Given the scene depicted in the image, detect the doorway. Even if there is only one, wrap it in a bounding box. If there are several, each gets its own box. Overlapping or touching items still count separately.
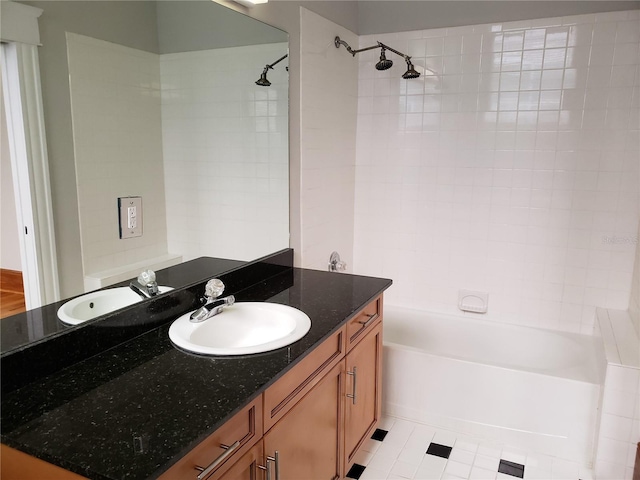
[0,63,26,318]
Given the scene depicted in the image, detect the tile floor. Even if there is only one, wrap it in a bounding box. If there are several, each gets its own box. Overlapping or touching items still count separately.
[346,416,594,480]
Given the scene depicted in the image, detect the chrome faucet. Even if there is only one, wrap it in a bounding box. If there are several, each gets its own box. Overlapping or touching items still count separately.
[190,279,235,323]
[130,269,160,299]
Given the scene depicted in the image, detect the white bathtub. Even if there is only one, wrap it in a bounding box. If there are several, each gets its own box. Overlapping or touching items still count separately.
[382,306,606,464]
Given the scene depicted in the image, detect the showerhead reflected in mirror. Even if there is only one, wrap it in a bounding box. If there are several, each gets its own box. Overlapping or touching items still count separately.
[255,53,288,86]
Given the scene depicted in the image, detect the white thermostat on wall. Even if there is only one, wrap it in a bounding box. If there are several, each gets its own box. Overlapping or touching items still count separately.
[118,196,143,239]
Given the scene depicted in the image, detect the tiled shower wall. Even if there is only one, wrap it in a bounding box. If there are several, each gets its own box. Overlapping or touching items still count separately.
[595,361,640,479]
[68,35,289,280]
[66,33,169,277]
[299,8,358,271]
[353,10,640,334]
[160,43,289,262]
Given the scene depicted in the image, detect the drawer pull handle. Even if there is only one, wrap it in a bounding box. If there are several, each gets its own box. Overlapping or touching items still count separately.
[357,313,376,328]
[195,440,241,480]
[266,451,280,480]
[258,456,272,480]
[346,366,357,405]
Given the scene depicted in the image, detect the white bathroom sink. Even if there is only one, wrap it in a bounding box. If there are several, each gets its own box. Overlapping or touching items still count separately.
[168,302,311,356]
[57,286,173,325]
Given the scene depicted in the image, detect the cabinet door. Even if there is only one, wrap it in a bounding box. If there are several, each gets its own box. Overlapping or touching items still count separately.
[263,361,344,480]
[215,442,264,480]
[344,322,383,469]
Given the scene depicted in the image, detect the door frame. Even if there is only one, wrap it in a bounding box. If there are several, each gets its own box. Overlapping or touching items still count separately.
[1,2,59,308]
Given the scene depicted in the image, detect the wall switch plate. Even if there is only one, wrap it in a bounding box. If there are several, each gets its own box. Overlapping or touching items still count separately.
[118,197,142,239]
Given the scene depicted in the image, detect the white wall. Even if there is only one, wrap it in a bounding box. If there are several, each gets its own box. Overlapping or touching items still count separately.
[66,33,169,278]
[160,43,289,261]
[299,8,358,271]
[353,10,639,334]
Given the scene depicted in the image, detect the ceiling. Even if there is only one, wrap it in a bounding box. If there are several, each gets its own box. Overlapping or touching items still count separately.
[357,1,640,35]
[297,1,640,35]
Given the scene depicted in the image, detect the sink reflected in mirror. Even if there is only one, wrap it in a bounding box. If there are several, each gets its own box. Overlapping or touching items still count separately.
[168,302,311,356]
[57,286,173,325]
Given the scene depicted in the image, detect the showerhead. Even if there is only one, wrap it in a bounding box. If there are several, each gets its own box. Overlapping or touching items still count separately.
[375,48,393,71]
[335,37,421,80]
[256,68,271,86]
[402,59,420,79]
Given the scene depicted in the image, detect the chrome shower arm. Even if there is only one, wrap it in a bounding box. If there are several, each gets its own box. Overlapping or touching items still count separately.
[264,54,288,70]
[377,42,411,61]
[334,36,379,56]
[334,37,412,61]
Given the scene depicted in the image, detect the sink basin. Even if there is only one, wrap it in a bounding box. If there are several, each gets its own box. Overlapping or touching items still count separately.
[168,302,311,356]
[57,286,173,325]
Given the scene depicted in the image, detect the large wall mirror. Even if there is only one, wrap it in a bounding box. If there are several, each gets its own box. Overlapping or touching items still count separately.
[0,0,289,350]
[9,0,288,293]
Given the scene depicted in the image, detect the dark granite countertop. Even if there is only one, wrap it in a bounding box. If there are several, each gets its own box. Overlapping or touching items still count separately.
[0,257,246,354]
[1,263,391,480]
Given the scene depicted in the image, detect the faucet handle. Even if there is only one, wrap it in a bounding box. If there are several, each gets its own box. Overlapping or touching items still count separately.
[205,279,225,299]
[138,269,156,285]
[328,251,347,272]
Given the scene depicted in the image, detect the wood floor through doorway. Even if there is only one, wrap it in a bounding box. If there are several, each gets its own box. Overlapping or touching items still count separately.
[1,269,26,319]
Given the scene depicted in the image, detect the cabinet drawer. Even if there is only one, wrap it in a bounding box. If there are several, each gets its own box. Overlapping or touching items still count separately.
[160,397,263,480]
[213,442,264,480]
[263,326,346,432]
[346,296,382,352]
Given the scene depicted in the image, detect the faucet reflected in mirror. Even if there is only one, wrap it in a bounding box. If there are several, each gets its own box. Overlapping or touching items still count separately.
[129,270,160,299]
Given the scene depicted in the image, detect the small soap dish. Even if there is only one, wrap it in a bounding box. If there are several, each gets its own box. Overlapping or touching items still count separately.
[458,290,488,314]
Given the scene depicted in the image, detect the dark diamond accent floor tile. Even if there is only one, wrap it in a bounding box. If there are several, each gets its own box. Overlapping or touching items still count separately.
[426,442,452,459]
[498,459,525,478]
[346,463,366,479]
[371,428,388,441]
